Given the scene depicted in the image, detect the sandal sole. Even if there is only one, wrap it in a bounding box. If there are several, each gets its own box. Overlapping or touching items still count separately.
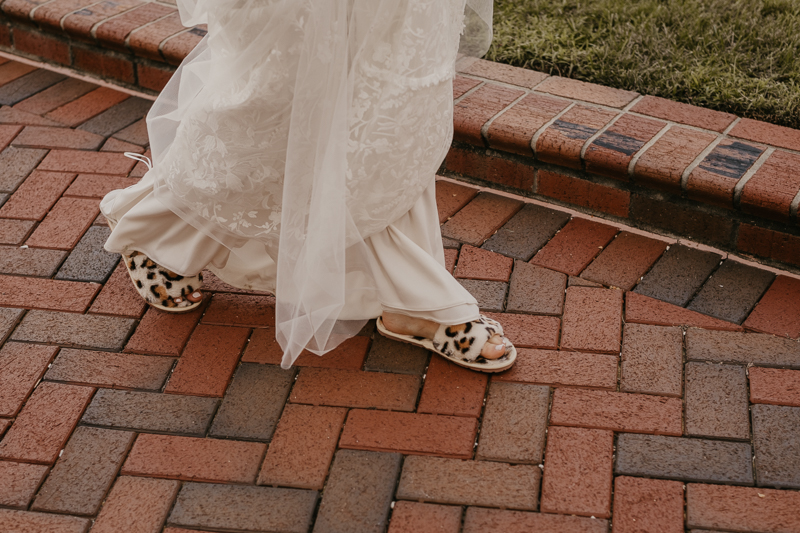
[376,317,516,373]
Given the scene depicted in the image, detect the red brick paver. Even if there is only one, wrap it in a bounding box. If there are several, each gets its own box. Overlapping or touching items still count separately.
[121,434,265,483]
[1,59,799,533]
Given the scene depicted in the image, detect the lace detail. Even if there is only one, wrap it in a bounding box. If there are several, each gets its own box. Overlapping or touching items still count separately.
[138,0,484,366]
[159,0,464,244]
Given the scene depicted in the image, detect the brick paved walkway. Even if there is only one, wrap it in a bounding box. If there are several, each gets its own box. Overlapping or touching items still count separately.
[1,57,800,533]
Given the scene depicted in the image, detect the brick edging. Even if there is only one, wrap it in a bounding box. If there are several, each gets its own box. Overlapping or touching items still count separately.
[1,2,798,270]
[445,57,800,271]
[0,0,192,94]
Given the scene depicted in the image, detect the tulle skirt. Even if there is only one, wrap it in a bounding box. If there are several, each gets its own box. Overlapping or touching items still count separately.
[102,0,489,367]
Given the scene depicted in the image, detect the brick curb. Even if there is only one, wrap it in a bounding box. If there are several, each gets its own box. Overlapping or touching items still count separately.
[1,1,799,270]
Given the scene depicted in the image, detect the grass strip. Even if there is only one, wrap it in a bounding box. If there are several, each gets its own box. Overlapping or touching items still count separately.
[489,0,800,128]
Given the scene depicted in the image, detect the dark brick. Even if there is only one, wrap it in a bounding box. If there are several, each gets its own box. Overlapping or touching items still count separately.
[685,362,750,440]
[686,328,800,368]
[634,126,717,192]
[629,194,734,246]
[616,433,753,485]
[687,140,764,208]
[0,146,48,193]
[584,114,666,180]
[634,244,721,306]
[169,482,317,533]
[0,69,65,106]
[31,426,134,515]
[314,450,401,533]
[687,260,775,324]
[44,349,174,390]
[457,279,507,312]
[482,203,571,261]
[536,105,618,169]
[209,363,295,440]
[620,324,683,397]
[11,310,136,350]
[580,232,668,291]
[476,382,549,464]
[364,333,428,375]
[54,226,119,282]
[396,455,540,511]
[0,245,66,276]
[506,260,566,315]
[751,404,800,489]
[81,388,218,436]
[78,97,151,137]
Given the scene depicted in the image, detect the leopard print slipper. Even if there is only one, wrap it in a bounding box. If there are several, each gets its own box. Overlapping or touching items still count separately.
[376,315,516,373]
[123,252,204,313]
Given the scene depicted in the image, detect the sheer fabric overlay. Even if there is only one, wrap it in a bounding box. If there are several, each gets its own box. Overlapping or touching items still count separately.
[141,0,492,368]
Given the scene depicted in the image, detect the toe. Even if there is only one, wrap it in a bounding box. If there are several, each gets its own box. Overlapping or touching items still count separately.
[481,334,507,360]
[186,290,203,303]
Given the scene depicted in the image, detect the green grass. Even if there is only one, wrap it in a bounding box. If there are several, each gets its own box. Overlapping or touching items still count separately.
[488,0,800,129]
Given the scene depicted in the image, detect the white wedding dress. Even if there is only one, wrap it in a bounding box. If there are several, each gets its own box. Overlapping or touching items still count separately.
[101,0,493,368]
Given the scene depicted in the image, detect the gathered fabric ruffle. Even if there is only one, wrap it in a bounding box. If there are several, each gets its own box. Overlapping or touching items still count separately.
[105,0,492,368]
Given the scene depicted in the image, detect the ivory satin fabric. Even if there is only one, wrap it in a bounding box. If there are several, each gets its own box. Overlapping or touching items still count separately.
[102,0,492,367]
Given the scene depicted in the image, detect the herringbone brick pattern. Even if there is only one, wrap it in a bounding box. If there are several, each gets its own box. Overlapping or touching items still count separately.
[1,58,800,533]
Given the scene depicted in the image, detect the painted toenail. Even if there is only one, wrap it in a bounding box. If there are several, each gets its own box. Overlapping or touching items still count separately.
[175,298,183,303]
[192,292,202,298]
[495,344,504,351]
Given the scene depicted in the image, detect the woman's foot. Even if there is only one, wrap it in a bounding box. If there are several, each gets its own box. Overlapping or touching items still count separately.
[124,251,204,312]
[381,312,508,360]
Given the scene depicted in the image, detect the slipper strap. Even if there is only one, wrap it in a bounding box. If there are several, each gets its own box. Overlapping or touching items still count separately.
[432,315,504,363]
